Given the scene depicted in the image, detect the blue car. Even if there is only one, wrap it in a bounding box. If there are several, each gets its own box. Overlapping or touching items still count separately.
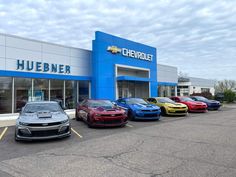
[116,98,161,120]
[190,96,221,110]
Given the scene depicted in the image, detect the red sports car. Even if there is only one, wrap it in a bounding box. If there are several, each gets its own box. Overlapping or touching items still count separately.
[170,96,207,113]
[76,99,128,127]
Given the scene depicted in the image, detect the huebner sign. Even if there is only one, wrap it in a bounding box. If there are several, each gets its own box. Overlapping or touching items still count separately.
[16,60,71,74]
[107,46,153,61]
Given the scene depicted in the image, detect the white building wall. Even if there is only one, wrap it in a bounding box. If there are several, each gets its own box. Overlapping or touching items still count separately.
[157,64,178,83]
[178,77,216,96]
[0,33,92,77]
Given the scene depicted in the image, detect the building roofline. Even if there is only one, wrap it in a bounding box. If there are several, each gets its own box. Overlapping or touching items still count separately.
[0,32,91,52]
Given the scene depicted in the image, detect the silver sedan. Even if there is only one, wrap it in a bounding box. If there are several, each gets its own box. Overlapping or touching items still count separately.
[15,101,71,141]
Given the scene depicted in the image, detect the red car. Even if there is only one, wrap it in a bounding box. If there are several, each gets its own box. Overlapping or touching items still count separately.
[76,99,128,127]
[170,96,207,113]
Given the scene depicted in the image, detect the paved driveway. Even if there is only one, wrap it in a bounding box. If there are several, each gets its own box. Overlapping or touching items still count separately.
[0,106,236,177]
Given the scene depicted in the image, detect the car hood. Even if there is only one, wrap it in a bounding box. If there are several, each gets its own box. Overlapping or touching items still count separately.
[130,103,160,110]
[185,101,206,105]
[91,107,125,114]
[164,103,187,107]
[17,111,68,124]
[207,100,220,104]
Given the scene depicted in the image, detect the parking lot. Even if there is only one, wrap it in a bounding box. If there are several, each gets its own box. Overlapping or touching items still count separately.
[0,105,236,177]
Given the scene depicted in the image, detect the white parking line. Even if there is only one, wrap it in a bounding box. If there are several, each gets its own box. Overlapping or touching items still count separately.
[71,128,83,138]
[0,127,8,141]
[126,124,133,128]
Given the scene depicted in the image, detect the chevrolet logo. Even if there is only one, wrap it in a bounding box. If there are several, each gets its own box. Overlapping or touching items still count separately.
[107,46,121,54]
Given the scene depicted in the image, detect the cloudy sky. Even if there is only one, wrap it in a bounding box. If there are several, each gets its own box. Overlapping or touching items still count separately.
[0,0,235,80]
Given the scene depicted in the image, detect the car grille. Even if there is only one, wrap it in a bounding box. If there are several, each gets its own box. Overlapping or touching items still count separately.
[173,107,186,109]
[27,122,62,127]
[19,127,70,137]
[175,110,187,113]
[96,119,122,124]
[141,109,159,112]
[195,108,206,110]
[100,114,123,117]
[31,130,60,137]
[143,113,158,117]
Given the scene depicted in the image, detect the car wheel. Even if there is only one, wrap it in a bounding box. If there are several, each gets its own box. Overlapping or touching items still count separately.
[75,111,82,121]
[161,107,166,116]
[86,114,93,128]
[128,110,135,121]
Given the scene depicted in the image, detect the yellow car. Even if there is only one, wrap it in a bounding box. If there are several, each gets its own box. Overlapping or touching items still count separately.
[146,97,188,116]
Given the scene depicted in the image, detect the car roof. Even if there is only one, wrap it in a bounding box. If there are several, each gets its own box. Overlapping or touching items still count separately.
[86,99,111,101]
[26,101,59,104]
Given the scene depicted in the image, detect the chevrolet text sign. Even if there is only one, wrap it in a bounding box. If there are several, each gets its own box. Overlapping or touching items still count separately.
[107,46,153,61]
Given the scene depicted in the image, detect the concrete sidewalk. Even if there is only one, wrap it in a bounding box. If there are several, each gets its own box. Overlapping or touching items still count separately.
[0,110,75,128]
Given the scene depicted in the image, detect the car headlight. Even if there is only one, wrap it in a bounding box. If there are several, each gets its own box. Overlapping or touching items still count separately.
[19,122,29,126]
[95,114,101,116]
[168,106,175,108]
[61,119,69,124]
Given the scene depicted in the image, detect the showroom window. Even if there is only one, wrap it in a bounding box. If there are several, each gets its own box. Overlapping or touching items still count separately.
[14,78,32,112]
[0,77,12,114]
[65,80,77,109]
[0,76,90,114]
[79,81,89,102]
[33,79,49,101]
[50,79,64,108]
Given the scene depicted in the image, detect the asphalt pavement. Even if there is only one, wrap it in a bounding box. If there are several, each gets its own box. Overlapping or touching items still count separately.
[0,106,236,177]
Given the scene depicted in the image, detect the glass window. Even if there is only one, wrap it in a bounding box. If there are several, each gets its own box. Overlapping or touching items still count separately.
[0,77,12,114]
[50,79,64,108]
[14,78,32,112]
[33,79,49,101]
[65,80,77,109]
[79,81,89,102]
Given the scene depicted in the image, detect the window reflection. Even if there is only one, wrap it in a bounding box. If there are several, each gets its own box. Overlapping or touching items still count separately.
[50,80,64,108]
[14,78,32,112]
[0,77,12,114]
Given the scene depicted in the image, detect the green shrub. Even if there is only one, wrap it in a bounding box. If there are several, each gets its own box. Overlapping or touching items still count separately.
[224,90,236,103]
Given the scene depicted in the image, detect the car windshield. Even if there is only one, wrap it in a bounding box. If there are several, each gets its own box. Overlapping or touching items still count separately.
[88,100,114,109]
[126,98,148,105]
[180,97,194,102]
[195,96,208,101]
[23,103,63,113]
[158,98,175,104]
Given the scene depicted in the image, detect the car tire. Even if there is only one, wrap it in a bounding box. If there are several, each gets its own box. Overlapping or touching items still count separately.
[128,110,135,121]
[161,107,166,116]
[75,111,82,121]
[86,114,93,128]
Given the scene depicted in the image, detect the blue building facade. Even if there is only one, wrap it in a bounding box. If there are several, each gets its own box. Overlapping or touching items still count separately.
[92,31,158,100]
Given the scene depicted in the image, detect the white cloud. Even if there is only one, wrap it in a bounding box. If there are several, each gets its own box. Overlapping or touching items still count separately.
[0,0,235,80]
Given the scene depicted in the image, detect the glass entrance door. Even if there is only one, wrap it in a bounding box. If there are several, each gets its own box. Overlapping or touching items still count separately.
[117,81,149,99]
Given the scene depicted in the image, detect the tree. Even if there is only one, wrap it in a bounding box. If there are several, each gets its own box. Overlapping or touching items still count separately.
[224,89,236,103]
[215,80,236,93]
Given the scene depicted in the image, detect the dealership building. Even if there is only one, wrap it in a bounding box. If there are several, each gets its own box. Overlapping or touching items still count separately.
[0,31,179,114]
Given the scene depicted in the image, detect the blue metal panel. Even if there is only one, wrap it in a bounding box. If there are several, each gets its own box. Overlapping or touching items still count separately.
[116,76,150,82]
[158,82,177,86]
[0,70,91,81]
[92,31,158,100]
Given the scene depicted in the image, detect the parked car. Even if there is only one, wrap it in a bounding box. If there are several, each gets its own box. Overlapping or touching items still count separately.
[190,96,221,110]
[146,97,188,116]
[15,101,71,141]
[170,96,207,113]
[76,99,127,127]
[116,98,161,120]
